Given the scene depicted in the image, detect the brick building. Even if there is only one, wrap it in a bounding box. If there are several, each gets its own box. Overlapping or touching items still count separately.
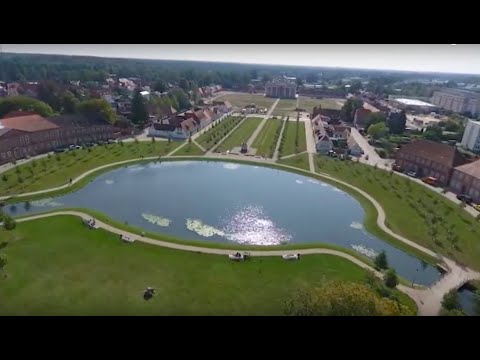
[394,139,466,185]
[449,160,480,202]
[0,113,119,165]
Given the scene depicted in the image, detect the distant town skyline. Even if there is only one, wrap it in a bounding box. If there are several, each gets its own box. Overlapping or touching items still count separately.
[3,44,480,75]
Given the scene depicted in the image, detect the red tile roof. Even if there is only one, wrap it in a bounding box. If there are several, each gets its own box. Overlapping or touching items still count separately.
[0,115,58,132]
[396,139,465,168]
[2,111,39,119]
[454,159,480,179]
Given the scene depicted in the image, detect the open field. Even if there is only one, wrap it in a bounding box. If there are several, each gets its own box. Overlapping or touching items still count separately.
[196,116,243,151]
[214,93,276,110]
[172,142,205,156]
[0,216,415,315]
[217,118,263,152]
[272,99,298,116]
[0,141,180,196]
[306,155,480,271]
[298,97,344,112]
[278,120,307,157]
[251,118,283,157]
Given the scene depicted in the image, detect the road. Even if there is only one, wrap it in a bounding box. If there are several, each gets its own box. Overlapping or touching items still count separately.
[349,127,389,168]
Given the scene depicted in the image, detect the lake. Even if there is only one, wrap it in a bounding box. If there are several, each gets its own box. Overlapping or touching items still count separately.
[5,160,441,285]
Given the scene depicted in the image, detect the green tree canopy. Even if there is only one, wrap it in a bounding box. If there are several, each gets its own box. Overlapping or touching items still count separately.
[284,281,413,316]
[374,250,389,270]
[341,98,364,123]
[76,99,117,124]
[387,110,407,135]
[153,80,167,93]
[0,96,54,118]
[384,268,399,288]
[422,125,443,142]
[365,112,387,130]
[60,91,80,114]
[441,289,461,311]
[171,89,191,110]
[130,91,149,124]
[368,122,389,139]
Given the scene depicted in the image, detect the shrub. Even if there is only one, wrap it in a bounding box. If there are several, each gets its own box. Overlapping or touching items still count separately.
[3,215,16,230]
[384,269,399,288]
[1,174,7,182]
[374,250,388,270]
[441,290,461,311]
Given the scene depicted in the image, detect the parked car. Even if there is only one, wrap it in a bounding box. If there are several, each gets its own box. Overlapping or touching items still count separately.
[406,171,418,178]
[474,204,480,212]
[456,194,473,205]
[107,139,118,144]
[392,163,403,172]
[422,176,438,187]
[54,147,67,153]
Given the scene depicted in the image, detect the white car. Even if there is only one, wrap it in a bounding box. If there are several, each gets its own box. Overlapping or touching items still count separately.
[228,252,246,261]
[282,254,300,260]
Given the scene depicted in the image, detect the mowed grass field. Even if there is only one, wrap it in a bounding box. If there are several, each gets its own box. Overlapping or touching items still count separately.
[272,99,298,117]
[217,117,263,152]
[0,216,419,316]
[196,116,243,151]
[251,118,283,158]
[0,141,180,196]
[214,93,275,110]
[278,120,307,157]
[298,97,344,112]
[307,155,480,271]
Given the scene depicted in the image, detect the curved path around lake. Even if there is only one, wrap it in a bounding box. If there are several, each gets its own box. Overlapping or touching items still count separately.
[5,154,480,315]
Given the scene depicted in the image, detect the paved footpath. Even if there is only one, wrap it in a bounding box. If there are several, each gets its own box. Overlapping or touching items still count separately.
[245,98,280,148]
[273,116,288,160]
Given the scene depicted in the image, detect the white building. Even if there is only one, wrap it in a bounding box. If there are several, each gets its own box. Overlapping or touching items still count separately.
[391,98,437,113]
[461,119,480,152]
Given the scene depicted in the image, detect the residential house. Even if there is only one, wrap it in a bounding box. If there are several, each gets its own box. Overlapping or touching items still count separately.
[394,139,466,185]
[316,134,334,154]
[347,136,363,156]
[212,100,233,114]
[328,125,350,140]
[449,160,480,202]
[139,91,150,100]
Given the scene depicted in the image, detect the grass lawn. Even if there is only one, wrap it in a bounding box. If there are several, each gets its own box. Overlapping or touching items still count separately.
[308,155,480,271]
[0,216,415,315]
[217,118,263,152]
[278,120,307,157]
[0,141,180,196]
[171,142,205,156]
[277,153,310,171]
[196,116,243,151]
[298,97,344,112]
[251,118,283,158]
[273,99,298,116]
[214,93,275,110]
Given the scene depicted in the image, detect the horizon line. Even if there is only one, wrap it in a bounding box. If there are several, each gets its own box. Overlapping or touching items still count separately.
[3,51,480,76]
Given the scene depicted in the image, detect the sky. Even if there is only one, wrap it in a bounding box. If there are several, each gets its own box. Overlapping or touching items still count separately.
[3,44,480,75]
